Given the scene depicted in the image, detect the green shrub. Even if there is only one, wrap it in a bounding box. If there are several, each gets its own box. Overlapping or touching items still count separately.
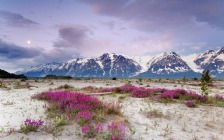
[57,84,74,89]
[52,116,67,127]
[193,77,198,81]
[112,77,117,80]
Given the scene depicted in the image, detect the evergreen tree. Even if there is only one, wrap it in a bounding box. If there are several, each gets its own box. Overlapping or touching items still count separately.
[201,70,212,83]
[200,70,212,96]
[182,75,187,83]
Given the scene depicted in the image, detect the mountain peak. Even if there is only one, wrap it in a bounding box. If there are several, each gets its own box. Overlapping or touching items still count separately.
[204,49,215,55]
[101,53,116,56]
[46,62,61,65]
[194,47,224,75]
[145,51,191,75]
[67,58,89,64]
[163,52,179,56]
[100,52,113,56]
[218,47,224,54]
[15,49,224,78]
[99,53,118,61]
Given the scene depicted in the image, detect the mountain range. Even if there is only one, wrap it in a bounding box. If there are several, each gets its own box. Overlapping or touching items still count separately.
[16,47,224,78]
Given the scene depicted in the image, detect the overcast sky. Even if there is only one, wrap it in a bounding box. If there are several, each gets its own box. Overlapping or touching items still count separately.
[0,0,224,72]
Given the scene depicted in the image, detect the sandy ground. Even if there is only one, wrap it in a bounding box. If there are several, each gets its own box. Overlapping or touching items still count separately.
[0,79,223,140]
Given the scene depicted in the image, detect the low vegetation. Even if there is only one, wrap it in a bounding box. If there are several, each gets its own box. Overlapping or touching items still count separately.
[82,85,224,107]
[44,75,72,79]
[200,70,212,96]
[56,84,74,90]
[32,91,124,139]
[1,78,223,139]
[20,119,44,134]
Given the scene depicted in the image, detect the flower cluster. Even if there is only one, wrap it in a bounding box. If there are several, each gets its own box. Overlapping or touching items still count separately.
[33,91,123,138]
[20,119,44,133]
[24,119,44,128]
[87,85,210,104]
[107,122,126,140]
[214,94,224,100]
[130,88,152,98]
[160,90,176,99]
[184,92,208,102]
[91,85,165,98]
[75,111,94,126]
[185,100,197,108]
[160,89,189,99]
[33,91,104,114]
[95,123,103,132]
[92,85,137,94]
[81,123,103,138]
[160,89,208,102]
[33,91,105,124]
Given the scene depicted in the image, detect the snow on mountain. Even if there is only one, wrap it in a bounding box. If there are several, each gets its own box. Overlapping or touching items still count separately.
[95,53,142,77]
[146,53,165,69]
[16,49,224,78]
[17,62,61,73]
[194,47,224,76]
[53,57,103,77]
[181,54,203,73]
[148,52,192,74]
[132,56,153,72]
[138,52,200,78]
[18,53,142,78]
[16,62,62,77]
[194,50,216,68]
[58,58,89,70]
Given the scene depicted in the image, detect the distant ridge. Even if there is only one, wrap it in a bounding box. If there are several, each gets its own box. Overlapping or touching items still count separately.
[16,48,224,78]
[0,69,26,78]
[138,52,201,78]
[194,47,224,77]
[17,53,142,78]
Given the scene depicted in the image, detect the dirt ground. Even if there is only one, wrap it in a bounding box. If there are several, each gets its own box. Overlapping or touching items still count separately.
[0,78,223,140]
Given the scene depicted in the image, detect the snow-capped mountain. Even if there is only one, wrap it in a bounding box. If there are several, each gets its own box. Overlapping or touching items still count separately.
[18,53,142,77]
[54,53,143,77]
[16,62,62,77]
[16,49,224,78]
[194,47,224,77]
[138,52,200,78]
[96,53,142,77]
[51,58,104,77]
[181,54,203,73]
[132,56,153,73]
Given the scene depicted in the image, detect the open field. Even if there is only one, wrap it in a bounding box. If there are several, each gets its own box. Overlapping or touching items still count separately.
[0,78,224,140]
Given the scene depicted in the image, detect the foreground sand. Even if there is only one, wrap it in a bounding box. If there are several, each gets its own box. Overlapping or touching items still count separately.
[0,79,223,140]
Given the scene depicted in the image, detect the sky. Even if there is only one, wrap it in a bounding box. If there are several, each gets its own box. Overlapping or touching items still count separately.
[0,0,224,72]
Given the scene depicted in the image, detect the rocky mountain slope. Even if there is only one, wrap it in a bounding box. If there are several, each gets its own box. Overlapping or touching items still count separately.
[16,48,224,78]
[138,52,200,78]
[16,62,62,77]
[18,53,142,78]
[194,47,224,77]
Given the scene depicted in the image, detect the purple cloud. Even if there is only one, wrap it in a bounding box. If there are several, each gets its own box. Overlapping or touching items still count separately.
[58,25,90,45]
[82,0,224,31]
[100,21,115,30]
[0,38,41,59]
[42,25,91,62]
[0,10,39,28]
